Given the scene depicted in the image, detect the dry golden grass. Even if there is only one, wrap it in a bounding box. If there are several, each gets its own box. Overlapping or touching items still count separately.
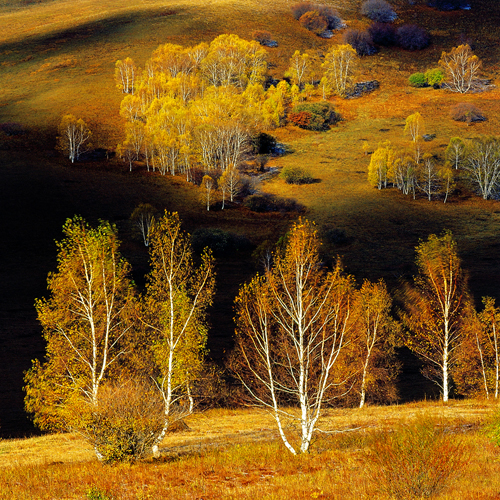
[0,401,499,499]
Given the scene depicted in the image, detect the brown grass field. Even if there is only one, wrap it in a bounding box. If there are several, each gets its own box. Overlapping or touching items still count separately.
[1,401,500,498]
[2,0,500,495]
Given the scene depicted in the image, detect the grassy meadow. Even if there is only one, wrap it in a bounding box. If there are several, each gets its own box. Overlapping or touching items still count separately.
[2,0,500,495]
[1,401,500,499]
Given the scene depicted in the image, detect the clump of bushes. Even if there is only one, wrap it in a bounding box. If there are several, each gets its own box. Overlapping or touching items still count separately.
[288,102,340,131]
[361,0,397,23]
[251,30,272,45]
[396,24,430,51]
[408,72,427,88]
[280,166,314,184]
[299,10,328,35]
[291,2,343,33]
[191,228,251,255]
[80,381,166,463]
[408,68,444,88]
[368,416,468,499]
[425,68,445,86]
[343,29,377,56]
[368,22,396,46]
[244,194,303,213]
[450,103,486,123]
[427,0,470,10]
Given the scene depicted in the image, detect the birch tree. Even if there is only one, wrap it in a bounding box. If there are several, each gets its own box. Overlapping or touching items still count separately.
[353,280,396,408]
[322,44,357,97]
[57,115,92,163]
[131,203,157,246]
[232,219,356,454]
[404,112,425,164]
[455,297,500,399]
[115,57,137,94]
[24,217,134,432]
[439,44,482,94]
[445,137,465,170]
[140,212,215,456]
[402,231,470,402]
[463,136,500,200]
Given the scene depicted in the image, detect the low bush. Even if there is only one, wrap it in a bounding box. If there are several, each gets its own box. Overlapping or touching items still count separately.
[427,0,469,10]
[251,30,272,44]
[299,10,328,35]
[280,166,314,184]
[289,102,340,131]
[244,194,303,213]
[291,2,342,29]
[408,72,427,88]
[191,228,251,255]
[291,1,315,19]
[396,24,430,50]
[368,22,396,46]
[80,381,166,463]
[252,132,277,155]
[368,416,469,499]
[315,4,343,29]
[450,102,486,123]
[343,29,377,56]
[361,0,397,22]
[425,67,445,86]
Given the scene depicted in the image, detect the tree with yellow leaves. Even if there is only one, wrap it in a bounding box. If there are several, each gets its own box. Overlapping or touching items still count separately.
[232,219,357,454]
[368,141,393,189]
[439,44,481,94]
[24,217,135,433]
[404,111,425,164]
[401,231,471,402]
[139,212,215,456]
[322,44,357,97]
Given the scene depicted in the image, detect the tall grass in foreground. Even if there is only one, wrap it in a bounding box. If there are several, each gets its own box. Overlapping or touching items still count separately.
[1,413,499,499]
[368,415,469,499]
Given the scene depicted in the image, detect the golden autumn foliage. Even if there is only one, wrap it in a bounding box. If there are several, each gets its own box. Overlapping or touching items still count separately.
[232,219,357,454]
[401,231,471,402]
[24,217,135,431]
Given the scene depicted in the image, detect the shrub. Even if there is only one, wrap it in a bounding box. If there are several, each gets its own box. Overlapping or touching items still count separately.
[191,228,251,255]
[425,67,445,86]
[450,102,486,122]
[291,3,342,29]
[290,102,340,131]
[368,416,468,499]
[80,381,166,463]
[396,24,430,50]
[343,29,377,56]
[251,30,272,44]
[299,10,328,35]
[315,4,343,29]
[288,111,313,129]
[243,194,303,212]
[408,72,427,87]
[427,0,469,10]
[280,166,314,184]
[252,132,277,155]
[291,2,315,19]
[361,0,397,22]
[368,22,396,46]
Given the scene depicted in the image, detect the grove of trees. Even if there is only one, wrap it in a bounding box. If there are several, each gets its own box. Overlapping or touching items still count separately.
[25,212,500,460]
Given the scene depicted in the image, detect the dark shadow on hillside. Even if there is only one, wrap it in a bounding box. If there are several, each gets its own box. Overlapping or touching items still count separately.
[0,6,184,56]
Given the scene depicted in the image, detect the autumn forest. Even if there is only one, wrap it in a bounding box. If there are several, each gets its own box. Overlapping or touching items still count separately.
[3,0,500,497]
